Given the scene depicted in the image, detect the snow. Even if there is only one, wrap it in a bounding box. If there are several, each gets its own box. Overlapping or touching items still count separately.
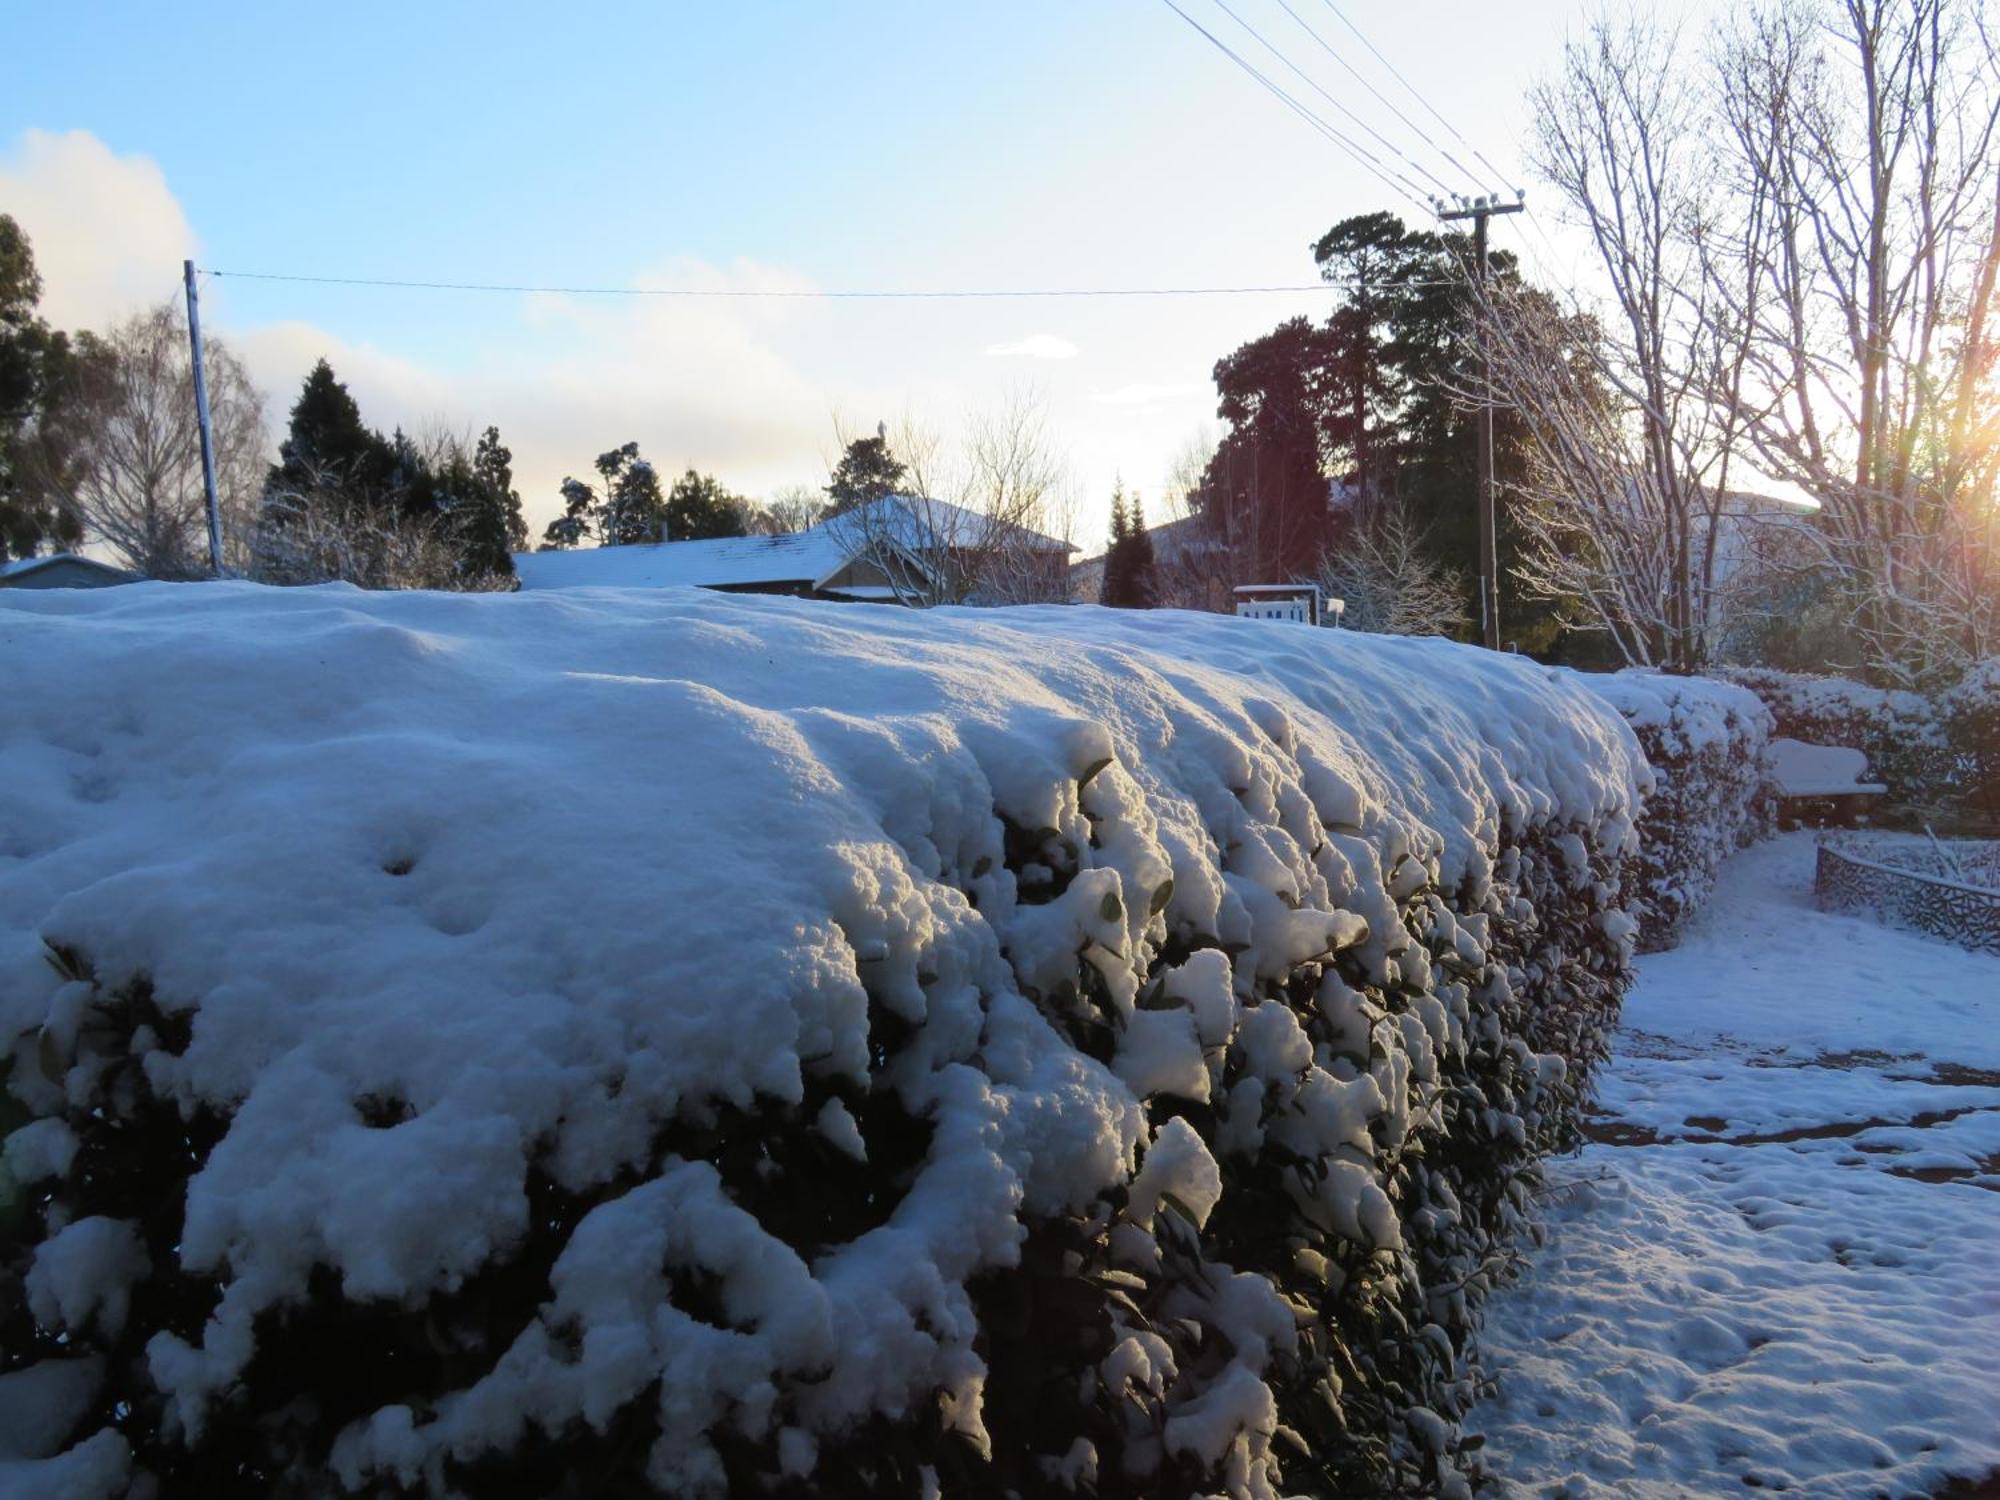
[1577,668,1770,761]
[0,583,1646,1493]
[510,527,852,591]
[1467,832,2000,1496]
[509,495,1072,594]
[1769,737,1886,797]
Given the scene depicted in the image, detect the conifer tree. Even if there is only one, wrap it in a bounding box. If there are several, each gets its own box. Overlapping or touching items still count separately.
[443,427,524,579]
[1125,496,1158,608]
[825,428,906,515]
[665,469,749,542]
[1101,487,1132,606]
[267,360,392,504]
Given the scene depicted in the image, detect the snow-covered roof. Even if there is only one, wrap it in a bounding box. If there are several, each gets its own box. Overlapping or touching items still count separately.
[511,495,1070,593]
[835,494,1074,555]
[0,553,136,585]
[511,529,851,592]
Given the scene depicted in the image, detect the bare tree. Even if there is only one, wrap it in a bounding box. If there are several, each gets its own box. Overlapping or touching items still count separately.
[1715,0,2000,684]
[250,457,495,591]
[1316,510,1470,636]
[749,483,825,535]
[844,388,1076,606]
[52,303,265,578]
[1469,15,1762,670]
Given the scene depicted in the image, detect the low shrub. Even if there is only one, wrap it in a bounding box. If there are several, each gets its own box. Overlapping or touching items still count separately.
[0,590,1649,1498]
[1579,672,1775,951]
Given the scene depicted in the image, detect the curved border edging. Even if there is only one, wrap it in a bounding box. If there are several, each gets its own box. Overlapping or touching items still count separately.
[1814,840,2000,956]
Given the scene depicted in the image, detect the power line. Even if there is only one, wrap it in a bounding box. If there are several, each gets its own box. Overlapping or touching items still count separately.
[1268,0,1490,196]
[1317,0,1520,191]
[1202,0,1459,201]
[195,268,1392,302]
[200,265,1476,299]
[1154,0,1431,217]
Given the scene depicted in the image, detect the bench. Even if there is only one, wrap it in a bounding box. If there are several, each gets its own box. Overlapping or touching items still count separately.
[1770,737,1887,827]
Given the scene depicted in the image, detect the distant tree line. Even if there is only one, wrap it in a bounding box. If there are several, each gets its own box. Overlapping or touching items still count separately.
[1162,211,1565,648]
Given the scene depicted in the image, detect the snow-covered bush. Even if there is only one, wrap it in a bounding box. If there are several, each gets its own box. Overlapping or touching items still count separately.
[1578,672,1774,951]
[0,587,1647,1498]
[1940,658,2000,823]
[1714,665,1952,811]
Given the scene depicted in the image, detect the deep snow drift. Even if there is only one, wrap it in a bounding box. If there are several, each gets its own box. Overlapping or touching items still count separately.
[1466,832,2000,1496]
[0,586,1647,1496]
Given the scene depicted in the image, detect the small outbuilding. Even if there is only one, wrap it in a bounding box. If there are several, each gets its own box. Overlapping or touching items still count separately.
[0,554,138,591]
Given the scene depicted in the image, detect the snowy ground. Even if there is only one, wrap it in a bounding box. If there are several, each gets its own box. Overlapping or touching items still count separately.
[1467,832,2000,1497]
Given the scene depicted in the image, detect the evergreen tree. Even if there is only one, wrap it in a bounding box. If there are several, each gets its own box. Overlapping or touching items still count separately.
[1201,317,1338,581]
[665,469,749,541]
[267,360,393,504]
[541,443,666,548]
[1125,496,1158,608]
[1102,486,1159,609]
[441,427,524,580]
[599,444,665,545]
[0,216,84,562]
[825,428,906,515]
[1101,486,1133,606]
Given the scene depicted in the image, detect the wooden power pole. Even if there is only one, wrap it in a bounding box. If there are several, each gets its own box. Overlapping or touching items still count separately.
[183,260,225,576]
[1437,196,1522,650]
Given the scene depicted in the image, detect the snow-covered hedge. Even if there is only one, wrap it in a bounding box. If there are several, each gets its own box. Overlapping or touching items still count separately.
[1941,659,2000,822]
[1714,665,1953,810]
[1579,672,1775,951]
[0,587,1647,1498]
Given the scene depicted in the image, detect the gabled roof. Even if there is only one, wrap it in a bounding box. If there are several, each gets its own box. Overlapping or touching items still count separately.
[510,494,1071,593]
[0,553,138,585]
[833,495,1074,555]
[511,529,850,591]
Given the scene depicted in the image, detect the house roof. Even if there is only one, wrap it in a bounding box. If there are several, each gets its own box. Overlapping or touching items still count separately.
[511,529,850,591]
[0,553,137,585]
[510,495,1071,593]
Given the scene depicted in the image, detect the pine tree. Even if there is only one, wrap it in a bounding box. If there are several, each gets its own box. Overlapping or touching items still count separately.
[1125,496,1158,608]
[267,360,392,504]
[1101,486,1134,607]
[825,429,906,515]
[665,469,749,542]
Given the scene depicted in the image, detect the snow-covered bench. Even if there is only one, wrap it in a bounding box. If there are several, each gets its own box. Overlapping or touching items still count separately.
[1770,737,1887,825]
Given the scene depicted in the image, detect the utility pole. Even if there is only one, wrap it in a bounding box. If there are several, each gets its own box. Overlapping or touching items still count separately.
[1437,196,1523,650]
[183,260,225,576]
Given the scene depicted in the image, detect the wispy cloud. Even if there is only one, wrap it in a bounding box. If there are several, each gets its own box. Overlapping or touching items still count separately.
[985,333,1079,360]
[1088,381,1207,407]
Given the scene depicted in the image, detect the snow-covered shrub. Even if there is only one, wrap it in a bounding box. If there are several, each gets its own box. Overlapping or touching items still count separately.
[1940,658,2000,822]
[1714,665,1952,811]
[1578,672,1774,951]
[0,587,1647,1498]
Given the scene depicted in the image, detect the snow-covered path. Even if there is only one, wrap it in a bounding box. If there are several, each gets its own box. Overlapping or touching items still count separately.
[1467,833,2000,1497]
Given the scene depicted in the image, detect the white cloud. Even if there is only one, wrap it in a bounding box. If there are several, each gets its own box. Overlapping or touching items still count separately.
[0,129,198,330]
[0,128,1212,550]
[985,333,1079,360]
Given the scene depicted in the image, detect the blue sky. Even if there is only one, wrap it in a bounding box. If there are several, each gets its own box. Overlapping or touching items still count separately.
[0,1,1619,543]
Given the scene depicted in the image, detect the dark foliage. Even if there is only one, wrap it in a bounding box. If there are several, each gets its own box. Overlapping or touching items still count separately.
[0,216,86,563]
[825,430,905,517]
